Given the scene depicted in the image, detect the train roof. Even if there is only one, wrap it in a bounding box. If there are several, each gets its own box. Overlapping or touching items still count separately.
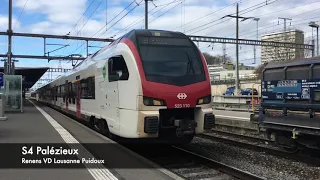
[264,56,320,69]
[125,29,186,37]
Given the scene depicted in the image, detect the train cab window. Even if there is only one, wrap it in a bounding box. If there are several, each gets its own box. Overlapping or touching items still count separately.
[108,56,129,82]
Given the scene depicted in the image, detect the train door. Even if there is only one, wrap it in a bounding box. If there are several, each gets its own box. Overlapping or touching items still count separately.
[105,57,121,131]
[76,81,81,119]
[65,80,69,113]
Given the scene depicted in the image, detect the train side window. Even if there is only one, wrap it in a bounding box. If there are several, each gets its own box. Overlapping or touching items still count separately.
[87,77,95,99]
[72,83,76,104]
[55,86,58,101]
[68,82,72,104]
[263,68,284,81]
[61,84,65,102]
[286,66,309,80]
[79,77,95,99]
[313,64,320,78]
[80,79,88,99]
[108,56,129,82]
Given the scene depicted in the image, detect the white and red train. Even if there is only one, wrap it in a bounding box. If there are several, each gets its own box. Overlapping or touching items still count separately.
[31,29,215,144]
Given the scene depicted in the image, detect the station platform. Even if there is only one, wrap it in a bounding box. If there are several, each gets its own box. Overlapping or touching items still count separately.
[0,100,182,180]
[213,110,251,121]
[212,110,260,136]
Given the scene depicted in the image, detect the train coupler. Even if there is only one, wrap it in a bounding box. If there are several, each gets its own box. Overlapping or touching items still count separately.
[174,119,197,136]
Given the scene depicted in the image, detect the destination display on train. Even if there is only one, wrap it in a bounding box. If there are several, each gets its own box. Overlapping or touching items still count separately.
[261,79,320,101]
[138,37,192,46]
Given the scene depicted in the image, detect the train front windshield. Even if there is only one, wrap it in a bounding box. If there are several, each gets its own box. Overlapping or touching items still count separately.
[137,36,206,86]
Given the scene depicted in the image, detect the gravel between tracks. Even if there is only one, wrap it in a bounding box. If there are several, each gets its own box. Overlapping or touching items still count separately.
[184,137,320,180]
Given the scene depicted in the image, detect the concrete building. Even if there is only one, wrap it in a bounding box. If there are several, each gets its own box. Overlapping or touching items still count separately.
[207,62,255,80]
[261,29,304,63]
[219,70,256,80]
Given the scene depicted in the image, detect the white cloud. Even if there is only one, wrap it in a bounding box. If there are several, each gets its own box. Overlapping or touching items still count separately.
[1,0,319,68]
[0,14,20,31]
[13,0,86,24]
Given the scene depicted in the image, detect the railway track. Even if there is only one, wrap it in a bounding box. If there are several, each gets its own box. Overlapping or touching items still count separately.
[128,144,265,180]
[199,129,320,166]
[39,101,310,179]
[37,101,264,180]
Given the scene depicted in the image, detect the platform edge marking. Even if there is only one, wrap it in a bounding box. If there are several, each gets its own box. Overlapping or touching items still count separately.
[29,100,118,180]
[42,101,185,180]
[215,115,250,121]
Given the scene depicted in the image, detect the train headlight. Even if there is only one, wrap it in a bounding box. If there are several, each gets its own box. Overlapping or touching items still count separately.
[143,96,166,106]
[197,95,212,105]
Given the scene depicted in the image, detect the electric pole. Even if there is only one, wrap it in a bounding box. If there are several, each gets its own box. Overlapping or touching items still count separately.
[222,43,226,63]
[236,3,239,95]
[309,21,319,57]
[222,3,258,95]
[106,0,108,32]
[278,17,292,61]
[7,0,13,75]
[253,18,260,64]
[145,0,153,29]
[145,0,148,29]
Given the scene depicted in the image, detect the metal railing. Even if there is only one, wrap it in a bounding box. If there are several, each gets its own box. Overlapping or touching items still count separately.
[210,74,259,83]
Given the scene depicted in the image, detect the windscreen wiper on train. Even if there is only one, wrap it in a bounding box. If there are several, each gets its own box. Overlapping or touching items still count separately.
[185,52,195,75]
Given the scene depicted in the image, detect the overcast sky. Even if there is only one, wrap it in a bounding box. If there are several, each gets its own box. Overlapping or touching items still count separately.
[0,0,319,87]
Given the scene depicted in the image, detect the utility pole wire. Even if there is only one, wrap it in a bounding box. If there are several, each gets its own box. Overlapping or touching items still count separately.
[148,0,184,25]
[67,0,136,55]
[77,0,104,34]
[112,0,181,38]
[172,0,243,31]
[70,0,143,55]
[61,0,103,55]
[105,0,136,29]
[95,0,143,38]
[13,0,29,30]
[187,0,280,35]
[67,0,96,35]
[210,0,320,38]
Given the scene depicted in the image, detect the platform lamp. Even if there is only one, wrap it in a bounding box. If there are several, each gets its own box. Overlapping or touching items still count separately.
[239,17,259,65]
[309,21,319,56]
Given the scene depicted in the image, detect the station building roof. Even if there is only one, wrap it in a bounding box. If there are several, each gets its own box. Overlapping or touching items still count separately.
[0,67,49,90]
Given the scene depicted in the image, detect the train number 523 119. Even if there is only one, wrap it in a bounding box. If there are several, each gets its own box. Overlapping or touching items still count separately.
[174,104,190,108]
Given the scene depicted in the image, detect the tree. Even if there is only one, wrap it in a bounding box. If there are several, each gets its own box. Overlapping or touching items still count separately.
[254,63,267,79]
[202,53,232,65]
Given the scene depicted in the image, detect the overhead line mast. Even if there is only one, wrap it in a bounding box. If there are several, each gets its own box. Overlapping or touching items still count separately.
[221,3,258,95]
[145,0,154,29]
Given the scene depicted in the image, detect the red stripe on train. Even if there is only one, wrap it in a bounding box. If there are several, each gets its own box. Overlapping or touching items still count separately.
[120,38,211,108]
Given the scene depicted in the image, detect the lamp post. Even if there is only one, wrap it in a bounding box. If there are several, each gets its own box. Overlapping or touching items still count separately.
[309,21,319,56]
[252,18,260,64]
